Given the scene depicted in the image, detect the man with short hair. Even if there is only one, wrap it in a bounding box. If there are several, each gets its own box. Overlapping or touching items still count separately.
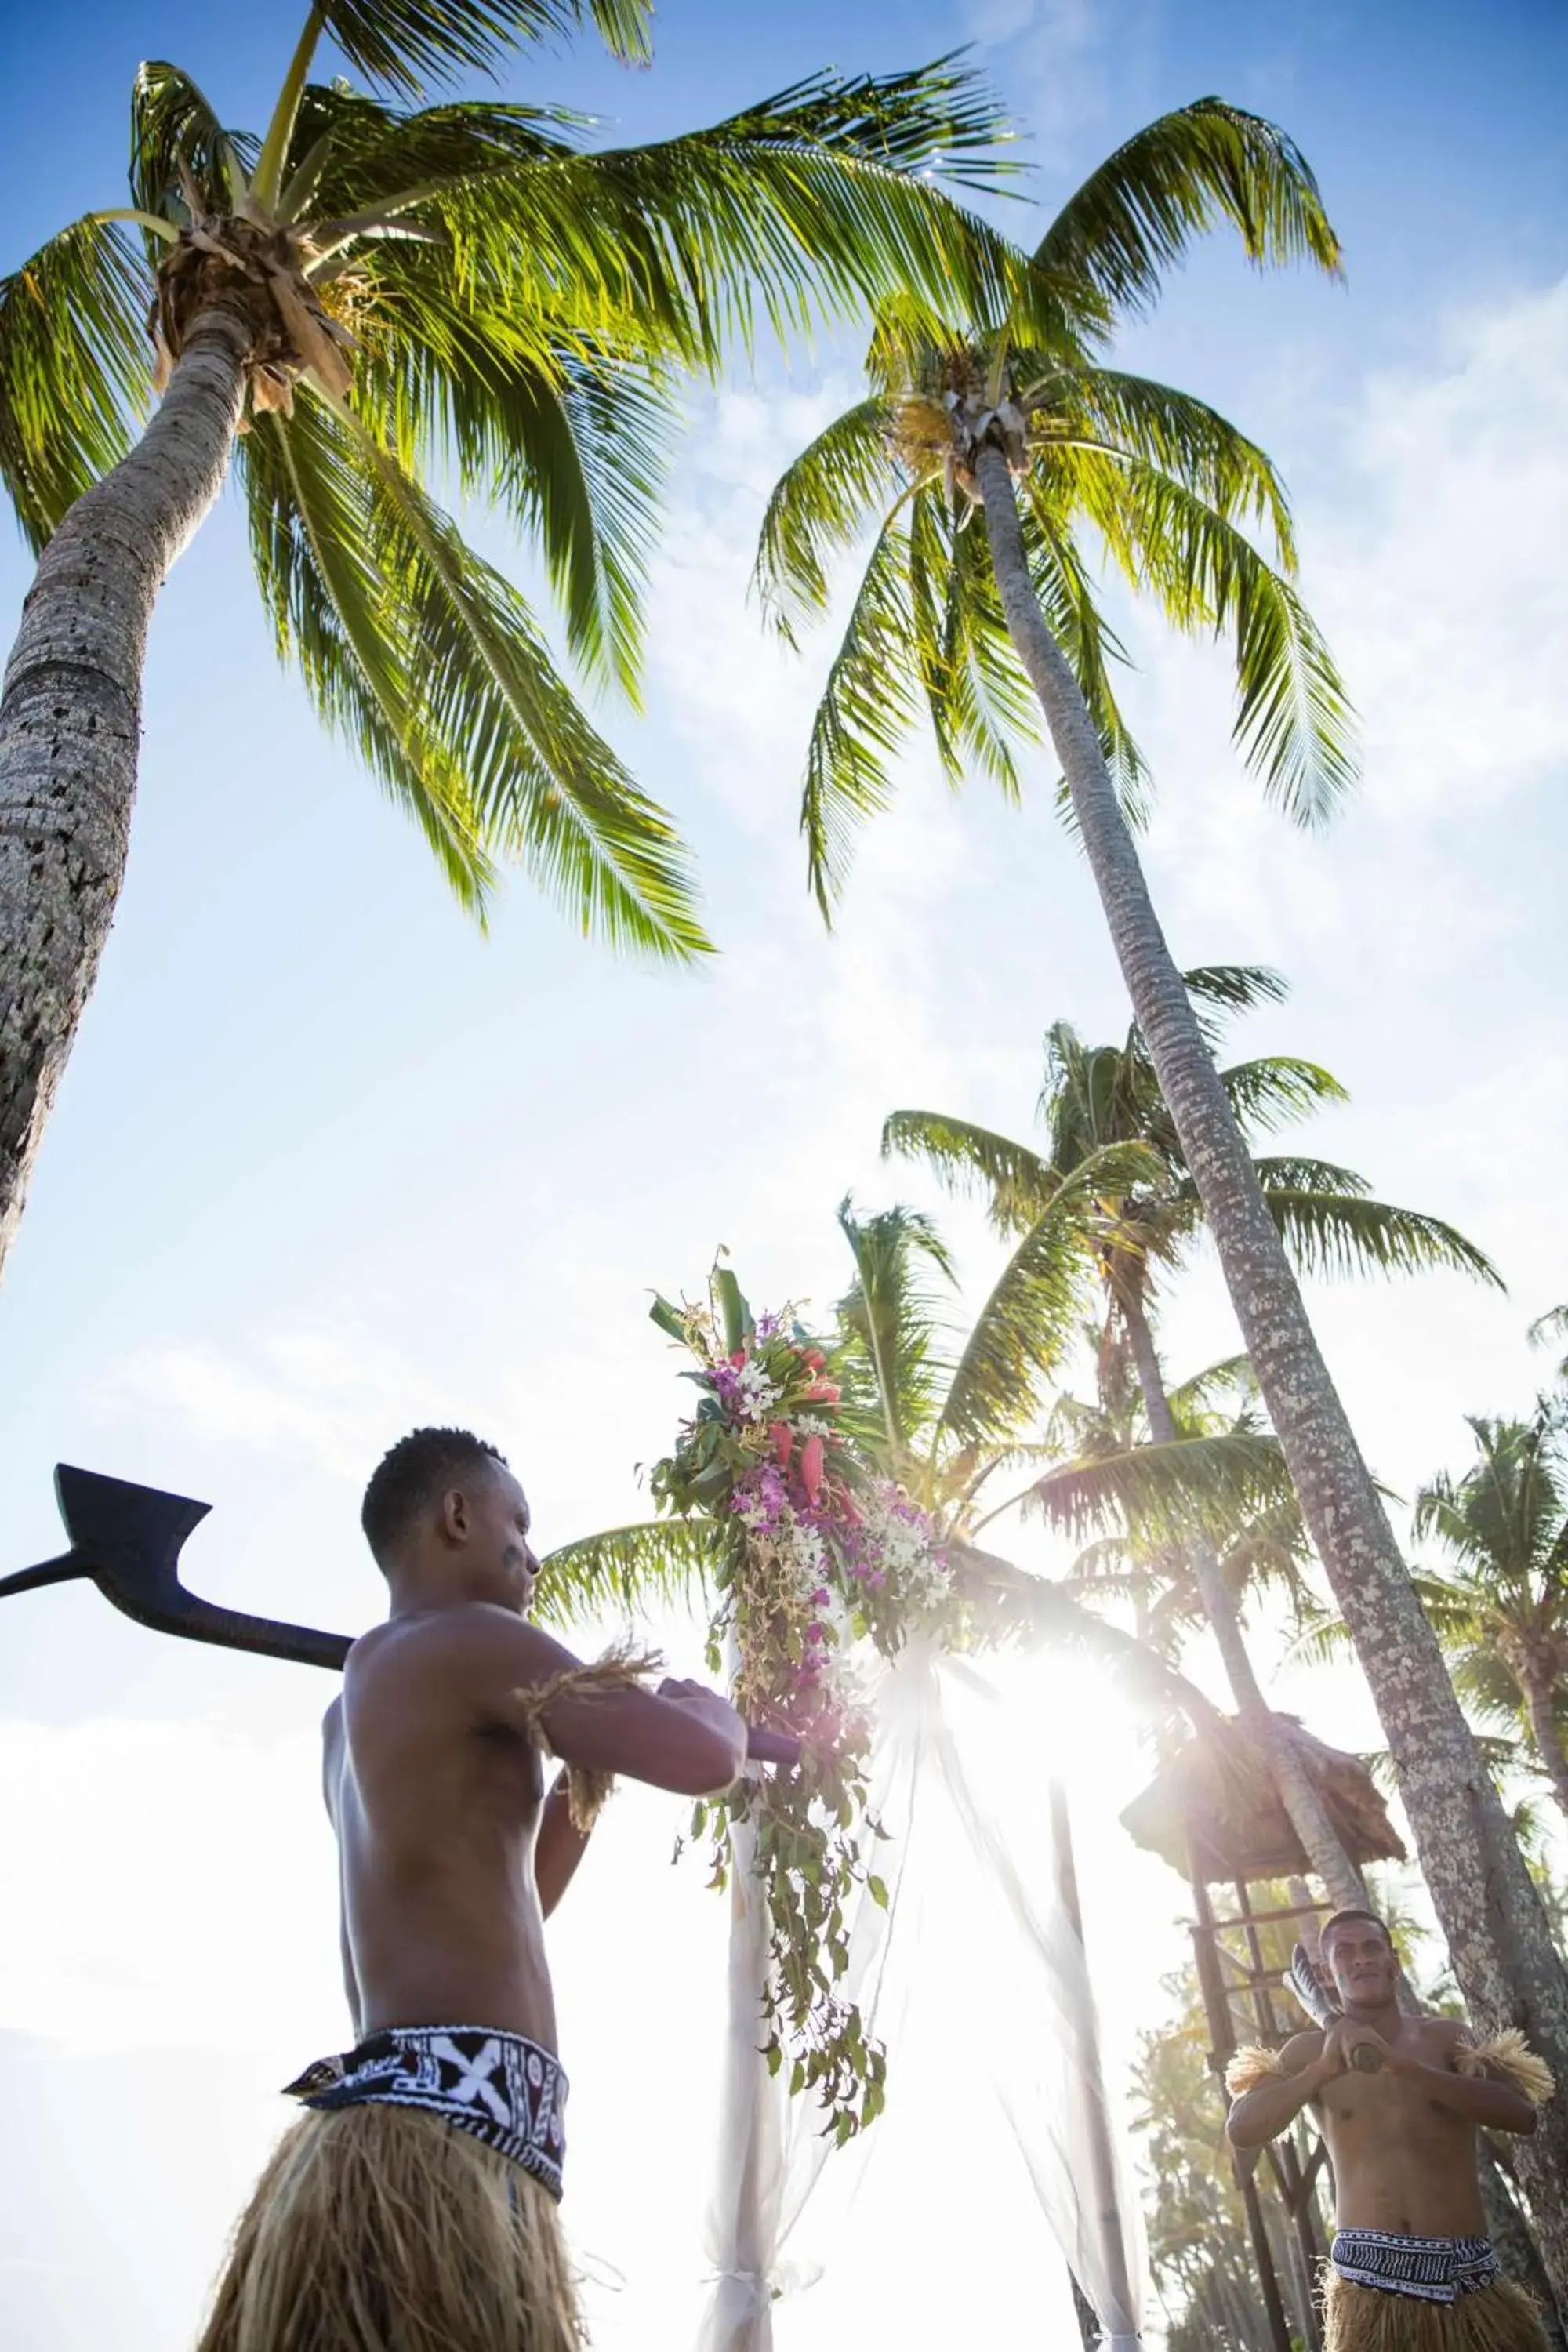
[198,1426,750,2352]
[1226,1905,1555,2350]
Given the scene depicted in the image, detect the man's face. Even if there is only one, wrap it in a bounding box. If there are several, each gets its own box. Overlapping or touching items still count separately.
[1324,1918,1397,2008]
[459,1461,540,1613]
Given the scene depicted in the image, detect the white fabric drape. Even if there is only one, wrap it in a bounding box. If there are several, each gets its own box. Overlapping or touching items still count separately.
[698,1642,1145,2351]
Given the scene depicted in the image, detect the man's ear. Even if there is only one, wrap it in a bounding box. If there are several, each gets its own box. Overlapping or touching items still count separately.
[441,1486,470,1544]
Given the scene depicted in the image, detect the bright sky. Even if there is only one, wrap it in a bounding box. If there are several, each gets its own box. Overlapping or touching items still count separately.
[2,1,1566,2346]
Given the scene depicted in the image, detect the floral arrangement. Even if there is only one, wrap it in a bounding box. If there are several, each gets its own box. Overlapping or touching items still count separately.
[648,1265,951,2140]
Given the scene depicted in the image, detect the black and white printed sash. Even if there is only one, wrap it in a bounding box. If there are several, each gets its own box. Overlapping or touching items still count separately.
[1331,2228,1501,2305]
[285,2024,569,2201]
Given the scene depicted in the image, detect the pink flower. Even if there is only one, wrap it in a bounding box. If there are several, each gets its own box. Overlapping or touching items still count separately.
[805,1381,840,1405]
[811,1587,831,1606]
[806,1623,824,1644]
[799,1433,825,1504]
[769,1422,793,1470]
[802,1349,825,1371]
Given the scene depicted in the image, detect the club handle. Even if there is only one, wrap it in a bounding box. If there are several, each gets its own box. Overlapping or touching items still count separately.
[1350,2044,1382,2074]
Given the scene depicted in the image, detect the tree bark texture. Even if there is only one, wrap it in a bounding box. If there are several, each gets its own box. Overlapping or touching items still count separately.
[973,437,1568,2302]
[0,303,249,1283]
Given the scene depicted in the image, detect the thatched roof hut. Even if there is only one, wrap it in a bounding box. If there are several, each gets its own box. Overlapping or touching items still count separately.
[1120,1712,1405,1886]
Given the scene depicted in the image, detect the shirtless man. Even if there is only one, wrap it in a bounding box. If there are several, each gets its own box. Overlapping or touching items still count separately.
[197,1426,749,2352]
[1226,1907,1553,2350]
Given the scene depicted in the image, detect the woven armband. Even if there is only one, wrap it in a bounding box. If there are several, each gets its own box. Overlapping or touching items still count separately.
[511,1641,663,1831]
[1225,2044,1288,2096]
[1454,2027,1555,2107]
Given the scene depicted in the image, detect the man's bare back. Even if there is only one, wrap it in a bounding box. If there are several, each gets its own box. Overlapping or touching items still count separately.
[325,1606,561,2049]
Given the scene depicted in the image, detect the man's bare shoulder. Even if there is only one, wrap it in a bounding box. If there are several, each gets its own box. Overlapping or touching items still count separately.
[1278,2028,1326,2074]
[1417,2016,1468,2066]
[345,1606,577,1702]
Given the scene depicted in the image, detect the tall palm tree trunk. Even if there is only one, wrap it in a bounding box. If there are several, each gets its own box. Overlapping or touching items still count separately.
[0,301,249,1279]
[973,438,1568,2296]
[1117,1289,1370,1918]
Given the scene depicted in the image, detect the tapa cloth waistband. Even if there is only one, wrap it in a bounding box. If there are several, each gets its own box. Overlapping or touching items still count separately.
[1330,2229,1501,2305]
[284,2024,569,2201]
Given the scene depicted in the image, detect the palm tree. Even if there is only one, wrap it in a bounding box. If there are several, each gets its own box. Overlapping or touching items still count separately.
[0,5,1048,1281]
[1414,1413,1568,1824]
[757,103,1568,2278]
[1302,1409,1568,1827]
[884,965,1501,1921]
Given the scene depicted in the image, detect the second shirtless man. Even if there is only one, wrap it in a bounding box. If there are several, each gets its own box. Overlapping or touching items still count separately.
[1225,1906,1553,2351]
[197,1425,752,2352]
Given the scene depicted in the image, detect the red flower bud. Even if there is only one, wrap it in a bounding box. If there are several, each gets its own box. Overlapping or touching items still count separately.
[800,1434,825,1505]
[769,1422,793,1470]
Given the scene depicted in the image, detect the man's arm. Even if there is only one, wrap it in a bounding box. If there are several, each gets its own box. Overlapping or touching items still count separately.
[535,1771,589,1920]
[462,1613,748,1796]
[1403,2028,1539,2136]
[1226,2029,1334,2149]
[321,1699,363,2037]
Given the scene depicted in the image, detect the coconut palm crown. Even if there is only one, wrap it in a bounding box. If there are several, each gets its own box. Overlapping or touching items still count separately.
[753,99,1352,913]
[0,4,1047,940]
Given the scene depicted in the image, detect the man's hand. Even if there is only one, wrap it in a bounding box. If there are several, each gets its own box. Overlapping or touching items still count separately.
[1319,2017,1399,2080]
[656,1677,746,1748]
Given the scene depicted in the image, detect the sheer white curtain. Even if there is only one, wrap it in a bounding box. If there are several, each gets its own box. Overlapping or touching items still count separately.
[698,1642,1145,2350]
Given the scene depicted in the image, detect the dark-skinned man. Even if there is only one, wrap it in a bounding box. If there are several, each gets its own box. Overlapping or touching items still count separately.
[198,1425,750,2352]
[1226,1906,1555,2351]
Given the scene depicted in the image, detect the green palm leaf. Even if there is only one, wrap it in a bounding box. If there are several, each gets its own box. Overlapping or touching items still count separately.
[1014,1428,1294,1544]
[880,1107,1052,1236]
[833,1196,956,1454]
[535,1516,720,1628]
[317,0,652,102]
[0,218,151,549]
[130,59,255,220]
[798,505,924,918]
[1061,445,1356,824]
[1033,96,1341,317]
[1255,1185,1504,1290]
[934,1142,1156,1452]
[1218,1054,1347,1135]
[240,398,497,906]
[343,406,710,955]
[753,396,902,646]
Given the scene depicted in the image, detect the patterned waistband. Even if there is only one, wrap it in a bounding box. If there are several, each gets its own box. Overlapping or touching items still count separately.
[284,2024,568,2201]
[1331,2230,1501,2306]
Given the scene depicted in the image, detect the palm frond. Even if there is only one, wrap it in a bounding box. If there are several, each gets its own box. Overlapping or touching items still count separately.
[239,401,496,906]
[880,1108,1053,1237]
[1022,1428,1294,1545]
[1178,962,1288,1045]
[1033,96,1341,318]
[1219,1054,1348,1137]
[1060,445,1358,824]
[833,1196,956,1456]
[797,505,924,919]
[1021,495,1150,826]
[343,408,710,956]
[753,396,901,644]
[1257,1187,1503,1290]
[1029,365,1296,566]
[130,59,254,220]
[535,1515,719,1629]
[1163,1354,1257,1421]
[316,0,652,103]
[401,64,1059,371]
[915,481,1040,792]
[935,1141,1156,1452]
[0,216,151,550]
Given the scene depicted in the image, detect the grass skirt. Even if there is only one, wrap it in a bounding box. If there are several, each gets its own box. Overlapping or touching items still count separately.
[196,2103,585,2352]
[1324,2270,1552,2352]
